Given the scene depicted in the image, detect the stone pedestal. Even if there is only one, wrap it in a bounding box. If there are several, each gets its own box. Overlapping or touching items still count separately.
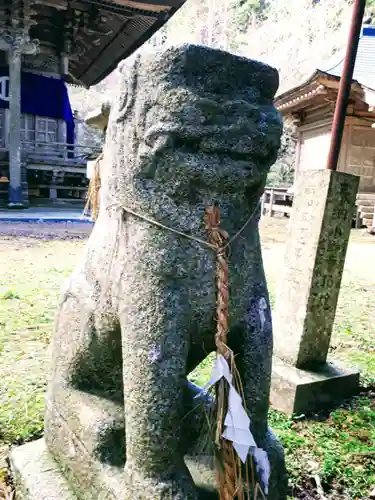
[10,439,76,500]
[271,358,359,415]
[10,439,220,500]
[271,169,360,415]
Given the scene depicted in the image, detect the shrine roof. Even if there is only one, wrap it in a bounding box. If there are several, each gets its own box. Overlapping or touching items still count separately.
[318,25,375,91]
[275,25,375,113]
[69,0,187,87]
[0,0,187,87]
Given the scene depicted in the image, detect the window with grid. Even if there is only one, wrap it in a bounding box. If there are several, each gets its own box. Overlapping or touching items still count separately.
[21,114,36,150]
[36,117,58,146]
[20,115,60,153]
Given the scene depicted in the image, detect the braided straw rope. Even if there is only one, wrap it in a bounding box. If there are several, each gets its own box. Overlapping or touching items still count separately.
[205,205,245,500]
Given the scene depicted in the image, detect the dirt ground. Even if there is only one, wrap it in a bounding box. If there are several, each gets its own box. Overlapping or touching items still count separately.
[1,216,373,243]
[0,221,93,240]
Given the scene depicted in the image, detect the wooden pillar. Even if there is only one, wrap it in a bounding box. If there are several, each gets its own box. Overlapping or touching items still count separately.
[294,130,302,184]
[6,34,39,208]
[260,192,266,216]
[49,170,58,202]
[60,54,69,77]
[8,45,23,208]
[268,188,274,217]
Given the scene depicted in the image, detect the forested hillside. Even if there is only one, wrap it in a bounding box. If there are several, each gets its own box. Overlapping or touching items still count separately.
[69,0,375,186]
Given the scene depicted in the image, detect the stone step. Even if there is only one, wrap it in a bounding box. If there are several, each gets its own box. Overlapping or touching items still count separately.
[358,209,374,217]
[356,199,375,207]
[356,193,375,201]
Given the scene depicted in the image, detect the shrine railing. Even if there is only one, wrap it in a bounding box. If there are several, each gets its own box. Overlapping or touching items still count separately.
[261,187,294,218]
[21,140,102,166]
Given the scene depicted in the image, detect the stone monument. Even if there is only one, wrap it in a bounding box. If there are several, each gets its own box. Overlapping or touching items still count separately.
[11,44,286,499]
[271,169,360,415]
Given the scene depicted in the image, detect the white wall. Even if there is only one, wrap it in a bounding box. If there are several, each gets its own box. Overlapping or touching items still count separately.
[298,124,332,171]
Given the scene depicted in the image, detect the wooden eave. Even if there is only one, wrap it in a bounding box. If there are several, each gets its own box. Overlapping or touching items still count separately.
[69,0,187,87]
[0,0,187,87]
[275,70,365,115]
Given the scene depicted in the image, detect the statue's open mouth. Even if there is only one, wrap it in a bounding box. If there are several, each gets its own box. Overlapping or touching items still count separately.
[140,111,281,181]
[143,99,281,155]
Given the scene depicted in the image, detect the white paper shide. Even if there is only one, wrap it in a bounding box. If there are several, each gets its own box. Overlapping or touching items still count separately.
[204,354,271,494]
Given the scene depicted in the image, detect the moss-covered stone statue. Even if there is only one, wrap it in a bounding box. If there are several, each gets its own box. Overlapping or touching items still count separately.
[43,44,286,499]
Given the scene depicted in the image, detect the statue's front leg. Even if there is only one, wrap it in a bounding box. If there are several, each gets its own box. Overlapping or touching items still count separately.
[120,282,199,500]
[230,286,288,500]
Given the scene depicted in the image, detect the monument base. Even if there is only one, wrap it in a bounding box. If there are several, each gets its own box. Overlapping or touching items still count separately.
[270,357,360,415]
[10,439,76,500]
[10,439,221,500]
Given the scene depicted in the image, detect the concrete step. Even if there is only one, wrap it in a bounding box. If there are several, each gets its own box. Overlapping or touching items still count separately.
[356,193,375,201]
[358,209,374,217]
[356,199,375,207]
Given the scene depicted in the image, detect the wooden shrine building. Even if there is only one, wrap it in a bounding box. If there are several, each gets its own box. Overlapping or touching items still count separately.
[275,25,375,229]
[0,0,185,208]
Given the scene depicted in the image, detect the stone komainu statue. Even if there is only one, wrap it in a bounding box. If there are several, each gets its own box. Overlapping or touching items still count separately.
[45,44,287,499]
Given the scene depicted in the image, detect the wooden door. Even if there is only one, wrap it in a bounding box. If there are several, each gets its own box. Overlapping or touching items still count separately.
[347,125,375,190]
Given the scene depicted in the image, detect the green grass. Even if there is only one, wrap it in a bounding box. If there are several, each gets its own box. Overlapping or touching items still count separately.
[0,219,374,498]
[0,239,80,451]
[269,398,375,498]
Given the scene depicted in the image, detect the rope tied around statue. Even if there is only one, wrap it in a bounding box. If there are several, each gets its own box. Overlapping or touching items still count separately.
[84,165,270,500]
[84,155,261,254]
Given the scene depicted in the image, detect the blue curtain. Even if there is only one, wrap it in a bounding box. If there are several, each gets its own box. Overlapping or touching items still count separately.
[0,66,75,145]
